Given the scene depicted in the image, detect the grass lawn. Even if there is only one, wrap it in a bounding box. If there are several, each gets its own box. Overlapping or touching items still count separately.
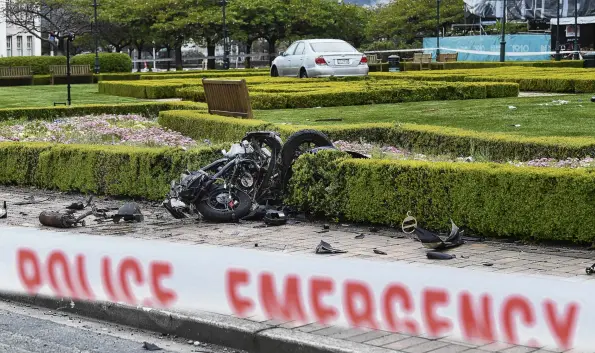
[256,94,595,138]
[0,84,144,109]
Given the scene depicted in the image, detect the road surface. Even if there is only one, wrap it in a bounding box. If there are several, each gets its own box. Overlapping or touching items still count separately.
[0,300,243,353]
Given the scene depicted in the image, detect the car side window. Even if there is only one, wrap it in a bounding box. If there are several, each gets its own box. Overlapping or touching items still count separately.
[285,42,298,56]
[294,42,305,55]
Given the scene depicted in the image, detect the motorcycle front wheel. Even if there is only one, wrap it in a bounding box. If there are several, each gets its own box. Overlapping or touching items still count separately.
[196,186,252,222]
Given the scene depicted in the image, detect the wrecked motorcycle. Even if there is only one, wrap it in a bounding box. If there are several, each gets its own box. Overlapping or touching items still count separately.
[163,129,334,222]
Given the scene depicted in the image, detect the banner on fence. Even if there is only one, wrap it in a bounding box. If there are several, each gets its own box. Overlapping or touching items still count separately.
[464,0,595,20]
[0,226,592,351]
[423,34,552,61]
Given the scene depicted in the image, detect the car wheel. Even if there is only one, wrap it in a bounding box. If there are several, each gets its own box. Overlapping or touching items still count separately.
[299,68,308,79]
[271,66,279,77]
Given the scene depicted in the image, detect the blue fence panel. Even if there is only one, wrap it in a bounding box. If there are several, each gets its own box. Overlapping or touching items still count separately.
[422,34,551,61]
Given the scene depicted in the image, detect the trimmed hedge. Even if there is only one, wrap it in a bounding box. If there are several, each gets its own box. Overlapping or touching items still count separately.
[98,80,202,99]
[0,101,207,122]
[0,142,223,200]
[71,53,133,73]
[175,81,518,109]
[158,110,595,160]
[287,151,595,243]
[400,60,584,71]
[0,56,66,75]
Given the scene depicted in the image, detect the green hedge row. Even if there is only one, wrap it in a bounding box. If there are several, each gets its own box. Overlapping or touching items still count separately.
[0,56,66,75]
[0,101,207,122]
[158,110,595,160]
[0,143,222,200]
[175,81,519,109]
[400,60,584,71]
[71,53,133,73]
[287,151,595,243]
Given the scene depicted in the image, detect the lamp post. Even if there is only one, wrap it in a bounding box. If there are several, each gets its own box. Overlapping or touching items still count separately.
[220,0,230,70]
[92,0,100,74]
[574,0,579,60]
[436,0,441,58]
[500,0,506,62]
[555,0,561,61]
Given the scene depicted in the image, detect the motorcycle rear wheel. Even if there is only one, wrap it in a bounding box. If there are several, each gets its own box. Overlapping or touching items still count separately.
[281,129,334,190]
[196,186,252,222]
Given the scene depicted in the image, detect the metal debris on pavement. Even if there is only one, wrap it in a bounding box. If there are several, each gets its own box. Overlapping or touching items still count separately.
[483,263,494,267]
[142,342,162,351]
[323,224,330,230]
[427,252,456,260]
[355,233,365,239]
[586,263,595,275]
[369,227,379,233]
[373,249,387,255]
[401,211,417,234]
[39,210,93,228]
[66,196,93,211]
[0,201,6,219]
[112,202,144,223]
[315,240,347,254]
[413,219,465,250]
[264,209,287,226]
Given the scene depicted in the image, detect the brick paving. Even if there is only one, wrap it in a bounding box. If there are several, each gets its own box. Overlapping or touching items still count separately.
[0,185,594,353]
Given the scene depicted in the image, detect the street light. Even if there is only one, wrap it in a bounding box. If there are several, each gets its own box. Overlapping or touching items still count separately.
[555,0,561,61]
[500,0,507,62]
[574,0,579,60]
[219,0,230,70]
[436,0,441,59]
[92,0,100,74]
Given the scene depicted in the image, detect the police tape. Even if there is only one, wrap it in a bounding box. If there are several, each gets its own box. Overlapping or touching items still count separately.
[0,226,592,351]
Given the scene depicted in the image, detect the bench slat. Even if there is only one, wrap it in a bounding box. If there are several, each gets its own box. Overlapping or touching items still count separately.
[202,79,253,119]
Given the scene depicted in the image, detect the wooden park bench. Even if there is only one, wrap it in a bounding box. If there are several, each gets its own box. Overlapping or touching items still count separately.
[413,53,432,70]
[202,78,253,119]
[437,53,459,62]
[49,65,94,85]
[0,66,34,85]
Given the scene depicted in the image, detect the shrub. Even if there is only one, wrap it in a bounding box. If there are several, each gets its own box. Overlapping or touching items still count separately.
[287,151,595,243]
[99,80,201,99]
[0,142,223,200]
[158,110,595,161]
[0,101,207,122]
[0,56,66,75]
[71,53,133,73]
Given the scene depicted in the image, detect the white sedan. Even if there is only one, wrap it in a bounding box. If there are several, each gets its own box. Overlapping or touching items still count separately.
[270,39,369,78]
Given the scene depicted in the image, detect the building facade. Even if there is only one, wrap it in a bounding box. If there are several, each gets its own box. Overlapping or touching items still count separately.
[0,1,42,58]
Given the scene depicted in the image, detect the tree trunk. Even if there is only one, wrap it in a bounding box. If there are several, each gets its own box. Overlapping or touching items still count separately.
[207,43,216,70]
[136,41,144,71]
[267,39,276,65]
[166,47,172,71]
[175,44,183,70]
[245,40,253,69]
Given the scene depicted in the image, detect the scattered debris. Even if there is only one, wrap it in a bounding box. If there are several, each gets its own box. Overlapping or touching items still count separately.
[66,196,94,211]
[461,255,469,259]
[355,233,365,239]
[323,224,330,230]
[14,196,51,206]
[315,240,347,254]
[586,263,595,275]
[401,211,417,234]
[254,243,258,247]
[373,249,387,255]
[510,124,521,128]
[112,202,144,223]
[369,227,379,233]
[314,118,343,122]
[142,342,162,351]
[483,263,494,267]
[316,229,330,234]
[427,252,456,260]
[538,100,569,106]
[39,210,93,228]
[508,106,517,110]
[414,219,465,250]
[264,209,287,226]
[591,96,595,103]
[0,201,6,219]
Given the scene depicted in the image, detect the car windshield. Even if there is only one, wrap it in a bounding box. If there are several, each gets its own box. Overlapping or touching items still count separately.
[309,42,357,53]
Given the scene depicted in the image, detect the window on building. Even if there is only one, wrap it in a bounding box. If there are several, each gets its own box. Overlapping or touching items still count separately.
[6,36,12,57]
[16,36,23,56]
[26,36,33,56]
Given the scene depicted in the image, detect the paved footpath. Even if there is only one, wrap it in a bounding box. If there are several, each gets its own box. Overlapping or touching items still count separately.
[1,186,594,353]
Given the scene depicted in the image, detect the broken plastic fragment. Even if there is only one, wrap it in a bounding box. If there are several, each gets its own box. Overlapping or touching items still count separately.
[355,233,365,239]
[427,252,456,260]
[373,249,387,255]
[0,201,6,219]
[508,106,517,110]
[315,240,347,254]
[142,342,162,351]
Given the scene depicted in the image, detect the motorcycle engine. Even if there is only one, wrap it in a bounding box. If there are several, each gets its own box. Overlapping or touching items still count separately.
[177,170,210,204]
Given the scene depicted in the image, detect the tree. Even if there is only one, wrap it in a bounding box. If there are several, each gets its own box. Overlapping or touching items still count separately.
[2,0,92,54]
[328,3,372,48]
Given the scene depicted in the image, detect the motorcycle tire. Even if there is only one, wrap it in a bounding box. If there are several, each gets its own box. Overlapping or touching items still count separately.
[196,186,252,222]
[281,129,334,190]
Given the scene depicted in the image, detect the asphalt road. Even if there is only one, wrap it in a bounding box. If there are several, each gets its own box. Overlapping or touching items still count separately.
[0,300,243,353]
